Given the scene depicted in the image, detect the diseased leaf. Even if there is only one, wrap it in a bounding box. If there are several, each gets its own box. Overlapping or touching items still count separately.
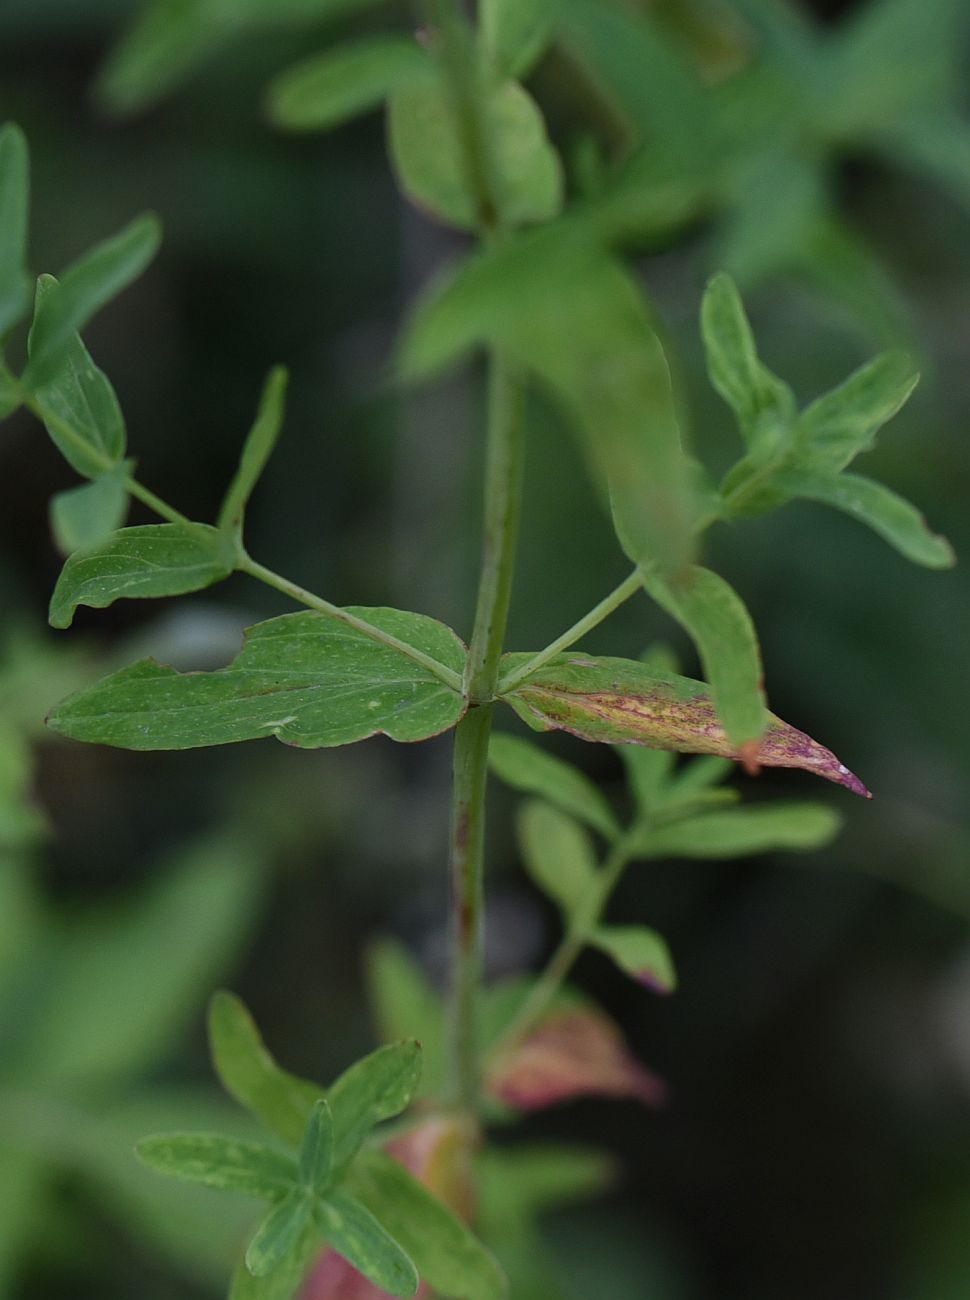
[299,1100,333,1192]
[632,802,842,858]
[218,367,288,541]
[49,522,233,628]
[268,37,429,132]
[136,1134,298,1200]
[499,652,870,797]
[28,276,127,478]
[388,73,562,231]
[774,469,955,569]
[481,0,552,80]
[328,1040,422,1175]
[209,991,325,1146]
[49,462,130,556]
[589,925,676,994]
[365,940,445,1101]
[641,565,766,749]
[350,1149,507,1300]
[793,350,919,474]
[517,800,598,922]
[230,1225,319,1300]
[24,216,161,388]
[700,271,794,442]
[46,607,467,750]
[486,1005,666,1111]
[317,1192,419,1297]
[0,123,30,336]
[489,732,618,839]
[246,1195,313,1279]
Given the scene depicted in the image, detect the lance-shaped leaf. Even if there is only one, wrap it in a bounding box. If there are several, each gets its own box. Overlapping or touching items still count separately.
[365,940,445,1101]
[231,1225,319,1300]
[24,215,161,388]
[209,991,325,1146]
[27,275,127,479]
[317,1192,419,1297]
[328,1040,422,1175]
[135,1134,298,1200]
[481,0,552,79]
[619,744,674,816]
[299,1100,334,1193]
[517,800,598,922]
[589,925,676,994]
[498,652,870,797]
[641,565,766,750]
[486,1005,666,1111]
[49,522,235,629]
[218,367,288,541]
[49,462,130,555]
[772,469,955,569]
[388,72,562,231]
[489,732,618,839]
[700,271,794,443]
[792,350,919,474]
[632,802,842,859]
[46,607,467,750]
[267,37,430,132]
[246,1194,313,1279]
[349,1149,507,1300]
[0,123,30,336]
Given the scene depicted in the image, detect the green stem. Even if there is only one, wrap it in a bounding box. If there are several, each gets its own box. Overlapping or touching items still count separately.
[497,568,643,694]
[446,353,525,1113]
[494,834,634,1049]
[236,554,463,692]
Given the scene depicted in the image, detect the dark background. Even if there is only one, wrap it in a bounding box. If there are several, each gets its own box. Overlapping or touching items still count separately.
[1,1,969,1297]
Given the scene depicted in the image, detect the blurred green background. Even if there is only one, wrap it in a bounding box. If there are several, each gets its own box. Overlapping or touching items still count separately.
[1,1,969,1297]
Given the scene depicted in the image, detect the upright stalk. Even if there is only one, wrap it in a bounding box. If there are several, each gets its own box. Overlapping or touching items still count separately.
[447,353,524,1113]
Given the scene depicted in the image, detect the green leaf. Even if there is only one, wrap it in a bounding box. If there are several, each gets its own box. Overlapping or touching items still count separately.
[589,924,676,994]
[619,746,674,816]
[246,1194,313,1278]
[498,652,870,796]
[299,1100,334,1193]
[401,240,697,575]
[267,37,429,132]
[8,836,262,1091]
[388,73,562,231]
[209,991,325,1147]
[365,939,445,1099]
[48,522,235,629]
[0,123,30,336]
[49,462,131,556]
[230,1226,318,1300]
[793,351,919,474]
[772,469,955,569]
[24,215,161,388]
[317,1191,418,1297]
[217,367,288,540]
[46,606,467,750]
[328,1040,422,1174]
[641,565,766,749]
[350,1149,508,1300]
[480,0,552,79]
[637,802,842,859]
[700,271,795,441]
[517,800,598,921]
[27,275,127,479]
[136,1134,298,1200]
[488,732,618,839]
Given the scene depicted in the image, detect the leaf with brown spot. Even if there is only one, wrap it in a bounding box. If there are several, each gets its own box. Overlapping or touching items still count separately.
[498,653,870,797]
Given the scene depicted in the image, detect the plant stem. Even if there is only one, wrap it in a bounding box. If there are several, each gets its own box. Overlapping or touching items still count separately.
[237,554,463,692]
[446,352,524,1114]
[497,568,643,694]
[494,835,634,1049]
